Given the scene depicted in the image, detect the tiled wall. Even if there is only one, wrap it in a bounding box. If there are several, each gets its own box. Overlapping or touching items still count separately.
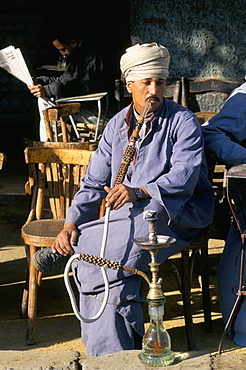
[130,0,246,111]
[0,14,55,121]
[1,1,246,117]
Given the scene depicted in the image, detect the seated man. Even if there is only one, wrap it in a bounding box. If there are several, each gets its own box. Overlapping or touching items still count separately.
[202,79,246,346]
[28,28,107,141]
[34,43,214,356]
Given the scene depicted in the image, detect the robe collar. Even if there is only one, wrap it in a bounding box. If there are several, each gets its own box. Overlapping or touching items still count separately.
[125,99,164,139]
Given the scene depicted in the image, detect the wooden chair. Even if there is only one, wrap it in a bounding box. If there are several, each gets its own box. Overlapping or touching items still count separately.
[180,76,242,130]
[56,92,109,141]
[0,153,7,170]
[115,78,181,111]
[180,76,241,113]
[165,225,212,351]
[42,102,81,142]
[21,142,95,344]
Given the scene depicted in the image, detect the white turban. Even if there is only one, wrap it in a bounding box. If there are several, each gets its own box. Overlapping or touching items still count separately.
[120,42,170,82]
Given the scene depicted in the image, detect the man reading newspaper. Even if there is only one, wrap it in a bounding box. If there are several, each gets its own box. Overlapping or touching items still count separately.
[28,29,107,141]
[0,30,107,142]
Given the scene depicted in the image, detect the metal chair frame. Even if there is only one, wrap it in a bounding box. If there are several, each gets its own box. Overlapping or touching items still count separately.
[218,165,246,354]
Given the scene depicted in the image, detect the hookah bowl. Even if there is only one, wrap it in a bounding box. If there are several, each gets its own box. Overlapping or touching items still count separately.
[133,211,176,367]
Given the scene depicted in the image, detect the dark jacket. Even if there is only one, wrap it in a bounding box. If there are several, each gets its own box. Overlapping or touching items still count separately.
[37,40,106,100]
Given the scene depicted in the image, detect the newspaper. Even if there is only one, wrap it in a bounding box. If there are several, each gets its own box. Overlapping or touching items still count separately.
[0,45,33,85]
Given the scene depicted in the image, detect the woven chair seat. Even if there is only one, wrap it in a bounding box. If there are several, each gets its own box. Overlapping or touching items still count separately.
[22,219,65,247]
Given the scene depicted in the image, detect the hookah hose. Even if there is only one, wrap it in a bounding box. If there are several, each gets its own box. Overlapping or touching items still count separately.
[64,253,151,323]
[64,100,151,323]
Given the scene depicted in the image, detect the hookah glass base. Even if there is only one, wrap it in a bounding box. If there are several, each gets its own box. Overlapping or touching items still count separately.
[138,351,175,367]
[138,300,175,367]
[134,211,176,366]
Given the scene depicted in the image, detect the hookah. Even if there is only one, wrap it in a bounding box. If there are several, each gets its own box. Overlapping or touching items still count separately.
[64,99,176,366]
[133,210,176,366]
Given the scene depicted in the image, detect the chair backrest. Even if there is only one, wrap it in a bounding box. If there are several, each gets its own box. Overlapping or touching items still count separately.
[181,76,241,115]
[193,111,217,125]
[115,78,181,111]
[24,143,95,221]
[42,102,81,142]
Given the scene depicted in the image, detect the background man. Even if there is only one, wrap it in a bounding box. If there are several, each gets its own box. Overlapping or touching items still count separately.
[202,80,246,347]
[28,27,108,141]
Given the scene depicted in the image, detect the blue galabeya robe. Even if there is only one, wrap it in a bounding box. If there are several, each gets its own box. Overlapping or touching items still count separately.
[65,98,214,355]
[202,82,246,347]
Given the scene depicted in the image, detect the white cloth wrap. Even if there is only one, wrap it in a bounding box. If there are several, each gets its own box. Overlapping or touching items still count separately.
[120,43,170,82]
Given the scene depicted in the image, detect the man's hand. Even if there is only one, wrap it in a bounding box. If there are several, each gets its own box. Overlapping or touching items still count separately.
[104,184,150,209]
[104,184,136,210]
[27,84,46,98]
[52,222,78,255]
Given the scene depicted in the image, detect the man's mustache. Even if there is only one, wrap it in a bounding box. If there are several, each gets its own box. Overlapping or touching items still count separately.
[146,95,160,102]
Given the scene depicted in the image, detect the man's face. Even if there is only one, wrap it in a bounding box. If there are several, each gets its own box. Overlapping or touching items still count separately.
[52,39,78,56]
[126,78,166,114]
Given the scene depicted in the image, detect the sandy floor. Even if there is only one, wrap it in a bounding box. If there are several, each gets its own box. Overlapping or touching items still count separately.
[0,200,244,356]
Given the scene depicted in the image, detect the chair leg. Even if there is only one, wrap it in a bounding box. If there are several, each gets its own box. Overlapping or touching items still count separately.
[21,246,43,319]
[181,249,197,351]
[165,260,182,292]
[200,245,213,333]
[26,245,40,345]
[20,270,29,318]
[20,244,31,318]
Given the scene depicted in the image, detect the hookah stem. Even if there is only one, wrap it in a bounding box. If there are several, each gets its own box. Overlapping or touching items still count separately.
[100,100,151,214]
[156,320,161,347]
[113,100,151,186]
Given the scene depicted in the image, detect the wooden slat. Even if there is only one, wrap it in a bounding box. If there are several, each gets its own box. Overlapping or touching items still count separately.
[25,163,37,197]
[73,164,81,199]
[164,80,181,103]
[36,164,46,220]
[60,117,68,142]
[52,120,59,142]
[24,147,95,166]
[23,183,38,225]
[65,165,72,212]
[195,111,217,125]
[42,109,53,142]
[59,164,66,218]
[46,163,57,219]
[189,79,240,94]
[25,140,98,151]
[47,103,80,120]
[51,163,60,219]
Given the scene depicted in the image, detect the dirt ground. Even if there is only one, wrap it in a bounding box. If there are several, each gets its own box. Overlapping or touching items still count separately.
[0,197,245,357]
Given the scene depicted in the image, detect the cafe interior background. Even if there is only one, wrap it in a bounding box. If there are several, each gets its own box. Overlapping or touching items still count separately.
[0,0,245,171]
